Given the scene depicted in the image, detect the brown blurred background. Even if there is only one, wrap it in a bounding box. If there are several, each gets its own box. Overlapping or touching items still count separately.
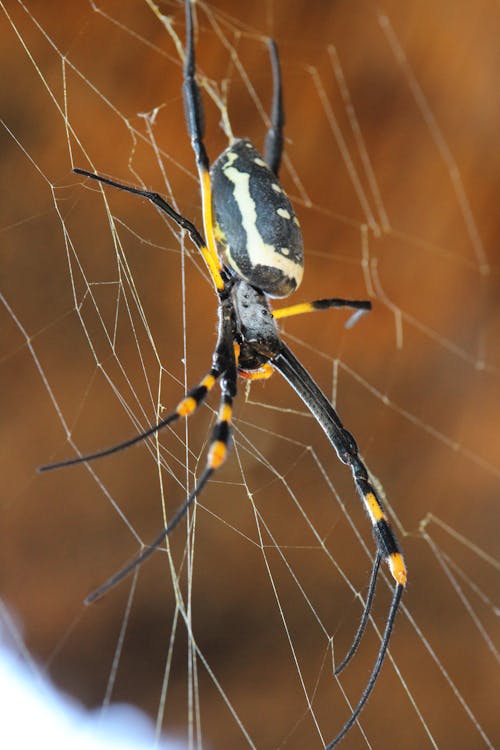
[1,1,499,749]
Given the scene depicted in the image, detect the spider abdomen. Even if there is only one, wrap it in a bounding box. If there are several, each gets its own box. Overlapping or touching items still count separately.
[210,139,304,298]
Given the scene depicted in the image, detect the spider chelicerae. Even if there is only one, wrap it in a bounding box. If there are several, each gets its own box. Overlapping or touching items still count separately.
[40,2,406,746]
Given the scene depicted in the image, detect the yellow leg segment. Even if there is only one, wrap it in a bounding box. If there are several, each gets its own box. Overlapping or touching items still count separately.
[273,302,317,320]
[175,373,218,417]
[364,491,387,523]
[389,553,407,586]
[273,298,371,321]
[199,168,225,291]
[208,401,233,469]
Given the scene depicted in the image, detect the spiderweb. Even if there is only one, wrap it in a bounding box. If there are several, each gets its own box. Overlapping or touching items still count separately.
[1,1,498,748]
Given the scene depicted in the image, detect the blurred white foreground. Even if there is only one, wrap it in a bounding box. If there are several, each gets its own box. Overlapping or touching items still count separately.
[0,624,186,750]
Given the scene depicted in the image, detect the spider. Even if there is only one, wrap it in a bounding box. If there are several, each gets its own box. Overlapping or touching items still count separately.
[40,1,406,746]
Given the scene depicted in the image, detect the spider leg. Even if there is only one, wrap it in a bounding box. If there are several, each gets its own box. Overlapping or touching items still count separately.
[264,39,285,177]
[84,394,235,605]
[183,0,222,281]
[38,369,220,472]
[73,168,224,291]
[334,552,381,676]
[273,343,406,587]
[85,312,238,604]
[326,583,404,749]
[84,466,212,605]
[39,286,239,473]
[273,297,372,329]
[271,344,406,741]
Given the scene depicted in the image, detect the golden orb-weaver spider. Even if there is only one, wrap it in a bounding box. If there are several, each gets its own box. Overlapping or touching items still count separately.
[40,2,406,746]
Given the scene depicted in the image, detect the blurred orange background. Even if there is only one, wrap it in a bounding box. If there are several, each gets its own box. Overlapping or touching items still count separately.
[1,1,498,749]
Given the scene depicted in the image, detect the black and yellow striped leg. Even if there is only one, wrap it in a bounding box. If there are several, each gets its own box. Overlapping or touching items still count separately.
[273,298,372,329]
[39,295,240,473]
[84,386,236,605]
[183,0,209,174]
[352,462,406,586]
[183,0,223,287]
[272,343,406,748]
[38,369,220,472]
[273,344,407,588]
[82,308,239,603]
[264,39,284,177]
[85,367,237,605]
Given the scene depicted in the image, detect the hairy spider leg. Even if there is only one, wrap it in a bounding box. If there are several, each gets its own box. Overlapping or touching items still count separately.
[38,171,234,473]
[273,298,372,328]
[85,306,238,604]
[183,0,222,284]
[83,396,233,605]
[274,344,406,587]
[238,298,372,391]
[272,344,406,747]
[84,469,211,605]
[183,1,286,272]
[38,367,220,472]
[72,168,224,291]
[39,169,242,474]
[334,552,382,676]
[326,583,404,749]
[264,38,285,177]
[39,3,406,743]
